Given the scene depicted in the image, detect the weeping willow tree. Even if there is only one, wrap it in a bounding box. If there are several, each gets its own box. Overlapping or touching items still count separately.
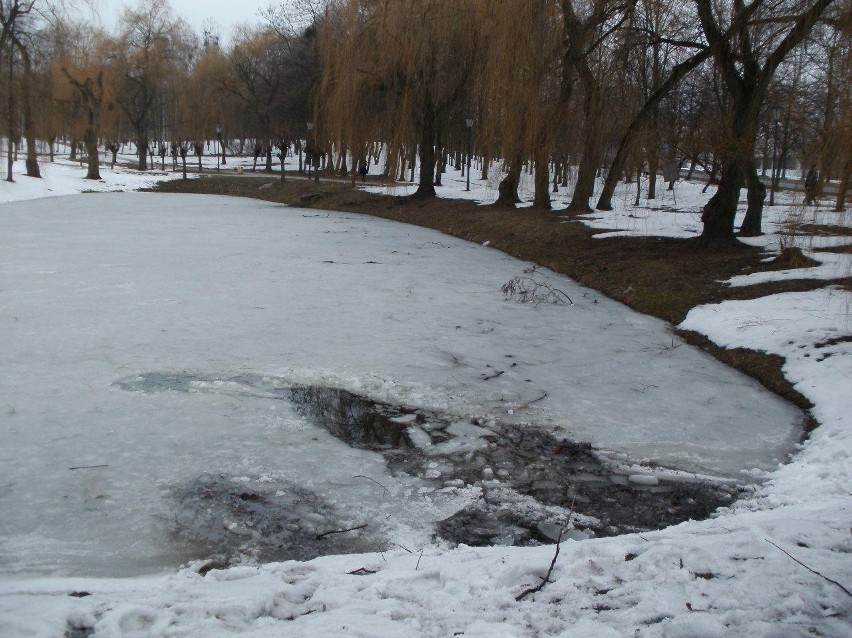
[473,1,565,208]
[317,0,481,198]
[471,0,637,210]
[820,9,851,212]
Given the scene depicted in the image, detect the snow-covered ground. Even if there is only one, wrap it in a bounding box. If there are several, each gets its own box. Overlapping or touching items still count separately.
[0,156,186,204]
[1,157,850,637]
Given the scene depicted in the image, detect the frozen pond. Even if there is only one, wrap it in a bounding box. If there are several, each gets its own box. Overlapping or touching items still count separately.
[0,193,804,577]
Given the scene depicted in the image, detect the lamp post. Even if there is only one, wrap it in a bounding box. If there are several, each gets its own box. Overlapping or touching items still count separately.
[769,104,781,206]
[465,114,473,192]
[215,124,222,171]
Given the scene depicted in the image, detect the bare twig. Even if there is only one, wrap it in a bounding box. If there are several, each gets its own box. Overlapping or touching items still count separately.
[519,391,548,408]
[347,567,378,576]
[416,550,424,570]
[516,499,575,602]
[353,475,390,495]
[68,464,109,471]
[765,539,852,598]
[481,370,505,381]
[315,523,368,540]
[516,526,565,601]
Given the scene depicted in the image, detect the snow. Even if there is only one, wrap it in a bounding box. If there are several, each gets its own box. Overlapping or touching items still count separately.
[1,157,850,637]
[0,156,188,204]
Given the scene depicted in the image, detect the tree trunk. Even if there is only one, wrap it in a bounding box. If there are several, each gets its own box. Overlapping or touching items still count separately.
[835,156,850,212]
[533,146,551,209]
[137,135,149,171]
[569,149,599,212]
[738,161,765,236]
[481,154,490,181]
[21,92,40,178]
[83,127,100,180]
[698,92,761,245]
[698,159,745,246]
[433,130,443,187]
[413,103,436,199]
[265,145,273,172]
[495,157,522,206]
[647,147,658,200]
[398,150,407,181]
[568,74,603,212]
[632,159,642,206]
[339,146,348,176]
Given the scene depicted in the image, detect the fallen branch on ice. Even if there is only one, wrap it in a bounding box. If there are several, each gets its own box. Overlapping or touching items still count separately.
[316,523,368,540]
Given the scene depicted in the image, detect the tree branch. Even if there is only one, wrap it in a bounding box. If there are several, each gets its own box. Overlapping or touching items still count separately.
[765,539,852,598]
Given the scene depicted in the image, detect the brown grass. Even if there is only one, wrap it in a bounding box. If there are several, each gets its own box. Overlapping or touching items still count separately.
[154,175,846,412]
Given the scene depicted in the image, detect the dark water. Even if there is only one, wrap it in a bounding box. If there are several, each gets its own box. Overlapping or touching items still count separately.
[117,372,739,562]
[166,475,374,568]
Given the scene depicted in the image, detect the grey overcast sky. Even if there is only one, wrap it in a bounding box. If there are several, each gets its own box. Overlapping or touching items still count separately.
[93,0,276,42]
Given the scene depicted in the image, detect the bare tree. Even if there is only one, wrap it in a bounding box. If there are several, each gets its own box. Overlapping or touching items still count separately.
[318,0,480,198]
[695,0,840,246]
[105,0,194,170]
[61,68,105,179]
[0,0,39,180]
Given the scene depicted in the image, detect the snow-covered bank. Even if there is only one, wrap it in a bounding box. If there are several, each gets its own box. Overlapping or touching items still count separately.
[0,158,187,204]
[0,162,850,637]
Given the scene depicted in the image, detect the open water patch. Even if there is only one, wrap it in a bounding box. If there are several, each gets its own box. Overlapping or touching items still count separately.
[165,475,374,568]
[116,372,741,558]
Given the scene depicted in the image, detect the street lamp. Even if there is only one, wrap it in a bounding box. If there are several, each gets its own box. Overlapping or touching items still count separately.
[769,104,781,206]
[465,114,473,192]
[215,124,222,171]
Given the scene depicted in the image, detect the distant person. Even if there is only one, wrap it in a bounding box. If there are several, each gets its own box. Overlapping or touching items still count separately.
[804,165,819,205]
[358,159,368,181]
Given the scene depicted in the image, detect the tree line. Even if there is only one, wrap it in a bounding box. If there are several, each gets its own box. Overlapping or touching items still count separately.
[315,0,850,245]
[1,0,849,248]
[0,0,316,180]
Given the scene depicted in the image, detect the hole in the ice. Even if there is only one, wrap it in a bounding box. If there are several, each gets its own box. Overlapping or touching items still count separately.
[286,385,428,450]
[116,372,742,556]
[166,475,374,567]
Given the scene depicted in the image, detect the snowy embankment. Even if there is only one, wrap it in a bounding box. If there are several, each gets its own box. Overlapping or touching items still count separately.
[0,157,186,204]
[1,160,850,637]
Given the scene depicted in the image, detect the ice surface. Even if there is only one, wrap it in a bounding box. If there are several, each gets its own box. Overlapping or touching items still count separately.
[0,193,804,579]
